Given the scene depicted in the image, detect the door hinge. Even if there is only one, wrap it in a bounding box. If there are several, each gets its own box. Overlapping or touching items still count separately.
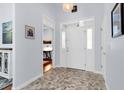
[101,46,103,50]
[100,27,103,31]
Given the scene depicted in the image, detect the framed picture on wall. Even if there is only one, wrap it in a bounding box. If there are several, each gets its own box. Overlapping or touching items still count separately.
[111,3,124,38]
[2,21,12,44]
[25,25,35,39]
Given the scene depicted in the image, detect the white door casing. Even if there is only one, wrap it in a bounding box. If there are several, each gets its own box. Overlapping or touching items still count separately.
[101,17,107,77]
[42,16,55,74]
[85,20,95,71]
[60,18,95,71]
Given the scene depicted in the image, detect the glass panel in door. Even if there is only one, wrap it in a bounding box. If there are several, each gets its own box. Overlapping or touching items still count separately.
[4,53,8,74]
[0,52,2,72]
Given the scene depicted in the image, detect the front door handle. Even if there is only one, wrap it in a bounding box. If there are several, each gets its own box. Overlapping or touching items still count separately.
[66,47,69,52]
[103,52,106,55]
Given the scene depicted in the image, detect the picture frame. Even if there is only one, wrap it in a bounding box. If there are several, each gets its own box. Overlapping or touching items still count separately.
[25,25,35,39]
[111,3,124,38]
[2,21,12,44]
[72,5,77,13]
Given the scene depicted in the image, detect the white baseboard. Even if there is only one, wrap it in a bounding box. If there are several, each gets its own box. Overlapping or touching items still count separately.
[103,73,109,90]
[13,74,42,90]
[56,65,102,74]
[90,70,103,74]
[55,64,61,68]
[91,70,109,89]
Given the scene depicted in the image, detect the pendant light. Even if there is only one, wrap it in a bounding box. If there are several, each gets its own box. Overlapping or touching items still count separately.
[63,3,73,12]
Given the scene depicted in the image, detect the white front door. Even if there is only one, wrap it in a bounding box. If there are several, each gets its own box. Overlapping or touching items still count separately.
[65,24,86,69]
[60,19,95,71]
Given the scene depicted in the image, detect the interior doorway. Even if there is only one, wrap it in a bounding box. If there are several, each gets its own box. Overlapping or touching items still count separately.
[60,18,95,71]
[42,16,55,74]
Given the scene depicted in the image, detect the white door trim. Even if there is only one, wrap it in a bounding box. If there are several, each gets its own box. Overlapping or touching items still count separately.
[60,17,95,72]
[42,16,56,74]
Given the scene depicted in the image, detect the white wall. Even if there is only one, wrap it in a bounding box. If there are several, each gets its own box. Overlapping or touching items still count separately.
[56,3,105,71]
[0,3,13,23]
[13,3,57,89]
[103,3,124,89]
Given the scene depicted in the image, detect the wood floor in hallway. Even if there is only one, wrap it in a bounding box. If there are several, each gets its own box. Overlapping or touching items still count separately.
[22,67,106,90]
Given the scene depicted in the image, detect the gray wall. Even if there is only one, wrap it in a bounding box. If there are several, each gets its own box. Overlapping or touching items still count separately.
[14,3,57,89]
[56,3,105,71]
[103,3,124,89]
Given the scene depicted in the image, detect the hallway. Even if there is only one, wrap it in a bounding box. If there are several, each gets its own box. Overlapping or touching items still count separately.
[22,67,106,90]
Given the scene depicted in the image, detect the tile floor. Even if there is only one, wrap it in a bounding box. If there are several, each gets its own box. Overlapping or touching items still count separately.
[22,67,106,90]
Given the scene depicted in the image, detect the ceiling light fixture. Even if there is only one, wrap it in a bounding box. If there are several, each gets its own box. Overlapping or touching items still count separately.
[63,3,73,12]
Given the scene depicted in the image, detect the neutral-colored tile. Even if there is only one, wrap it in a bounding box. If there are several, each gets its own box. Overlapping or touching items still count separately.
[22,67,106,90]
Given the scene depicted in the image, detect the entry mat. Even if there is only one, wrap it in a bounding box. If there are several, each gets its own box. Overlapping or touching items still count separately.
[0,76,12,89]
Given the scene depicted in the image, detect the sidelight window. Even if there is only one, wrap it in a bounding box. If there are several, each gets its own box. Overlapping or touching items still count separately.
[87,28,93,49]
